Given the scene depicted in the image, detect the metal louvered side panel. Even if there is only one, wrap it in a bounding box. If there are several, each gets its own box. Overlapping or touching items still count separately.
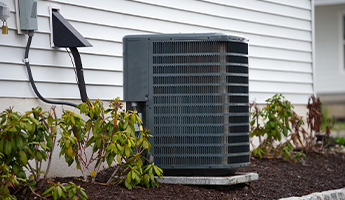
[151,39,250,169]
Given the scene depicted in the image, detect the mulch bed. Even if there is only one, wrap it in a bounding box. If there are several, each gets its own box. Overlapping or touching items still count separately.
[20,152,345,200]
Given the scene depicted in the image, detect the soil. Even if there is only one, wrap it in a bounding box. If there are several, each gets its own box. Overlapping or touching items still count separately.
[19,152,345,200]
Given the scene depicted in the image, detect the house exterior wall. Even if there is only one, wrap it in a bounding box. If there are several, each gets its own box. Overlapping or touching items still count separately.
[0,0,314,105]
[315,4,345,95]
[314,4,345,119]
[0,0,314,177]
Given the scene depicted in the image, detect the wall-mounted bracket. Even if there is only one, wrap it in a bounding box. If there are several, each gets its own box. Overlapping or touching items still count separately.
[51,10,92,47]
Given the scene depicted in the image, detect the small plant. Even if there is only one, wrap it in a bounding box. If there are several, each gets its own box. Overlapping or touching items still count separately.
[250,94,305,161]
[336,137,345,146]
[42,181,87,200]
[0,153,20,200]
[58,98,163,189]
[304,96,334,151]
[0,107,58,183]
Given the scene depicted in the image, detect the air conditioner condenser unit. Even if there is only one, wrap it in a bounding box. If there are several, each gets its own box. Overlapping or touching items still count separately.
[123,33,250,176]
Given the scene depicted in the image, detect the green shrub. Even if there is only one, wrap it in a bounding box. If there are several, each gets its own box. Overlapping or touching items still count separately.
[58,98,163,188]
[336,137,345,146]
[0,106,87,199]
[42,181,87,200]
[0,97,162,198]
[250,94,305,161]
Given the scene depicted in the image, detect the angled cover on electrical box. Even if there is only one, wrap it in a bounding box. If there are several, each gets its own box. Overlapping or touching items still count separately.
[52,10,92,47]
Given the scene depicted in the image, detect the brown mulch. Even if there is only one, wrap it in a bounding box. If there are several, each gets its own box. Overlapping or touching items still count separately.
[21,152,345,200]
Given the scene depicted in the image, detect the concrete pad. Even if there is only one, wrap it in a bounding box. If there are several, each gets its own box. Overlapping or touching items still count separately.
[157,172,259,186]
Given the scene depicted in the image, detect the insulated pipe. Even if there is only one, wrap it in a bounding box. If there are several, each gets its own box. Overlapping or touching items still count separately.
[69,47,88,103]
[24,31,78,108]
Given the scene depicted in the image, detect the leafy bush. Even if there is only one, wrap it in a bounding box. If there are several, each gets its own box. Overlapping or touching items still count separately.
[250,94,305,161]
[0,107,59,183]
[0,97,162,198]
[58,98,163,188]
[42,181,87,200]
[0,106,86,199]
[250,94,336,161]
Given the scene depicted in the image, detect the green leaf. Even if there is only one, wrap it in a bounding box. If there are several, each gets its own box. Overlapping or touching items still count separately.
[29,115,39,124]
[107,154,114,167]
[153,166,161,176]
[47,137,53,150]
[80,190,88,199]
[42,186,55,196]
[53,188,58,200]
[107,143,116,152]
[0,139,4,152]
[4,140,12,155]
[40,143,49,151]
[116,154,122,164]
[124,180,132,190]
[142,140,149,149]
[57,186,63,197]
[143,174,150,186]
[70,189,76,199]
[70,116,75,125]
[36,151,43,162]
[15,137,24,150]
[125,147,130,158]
[126,172,132,183]
[48,115,53,126]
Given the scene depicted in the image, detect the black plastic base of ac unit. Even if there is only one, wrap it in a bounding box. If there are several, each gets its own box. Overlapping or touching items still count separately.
[162,168,237,176]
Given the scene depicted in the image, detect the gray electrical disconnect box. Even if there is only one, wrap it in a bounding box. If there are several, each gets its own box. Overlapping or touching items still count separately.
[123,33,250,176]
[18,0,38,30]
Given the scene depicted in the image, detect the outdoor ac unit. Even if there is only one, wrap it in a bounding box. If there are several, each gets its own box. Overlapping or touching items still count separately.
[123,33,250,176]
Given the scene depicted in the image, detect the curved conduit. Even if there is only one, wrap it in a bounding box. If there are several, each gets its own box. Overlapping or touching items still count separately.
[24,31,81,108]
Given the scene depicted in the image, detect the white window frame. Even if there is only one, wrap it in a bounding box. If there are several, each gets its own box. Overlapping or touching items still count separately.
[338,11,345,75]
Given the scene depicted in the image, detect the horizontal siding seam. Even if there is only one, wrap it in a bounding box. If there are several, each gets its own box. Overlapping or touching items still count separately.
[249,56,312,63]
[0,44,121,58]
[196,0,311,20]
[250,67,313,74]
[127,0,312,31]
[0,61,122,73]
[249,79,313,84]
[249,90,313,95]
[251,45,312,53]
[260,0,311,11]
[0,79,122,87]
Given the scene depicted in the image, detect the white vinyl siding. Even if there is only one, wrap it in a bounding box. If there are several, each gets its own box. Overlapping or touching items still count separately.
[0,0,314,104]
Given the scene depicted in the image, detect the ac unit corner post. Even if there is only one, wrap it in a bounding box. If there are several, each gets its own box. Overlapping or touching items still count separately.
[123,33,250,176]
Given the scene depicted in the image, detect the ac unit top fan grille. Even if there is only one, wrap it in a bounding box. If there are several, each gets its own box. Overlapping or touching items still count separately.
[123,33,250,175]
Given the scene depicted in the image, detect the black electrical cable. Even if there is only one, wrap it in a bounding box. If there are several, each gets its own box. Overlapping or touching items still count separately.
[69,47,88,103]
[24,31,78,108]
